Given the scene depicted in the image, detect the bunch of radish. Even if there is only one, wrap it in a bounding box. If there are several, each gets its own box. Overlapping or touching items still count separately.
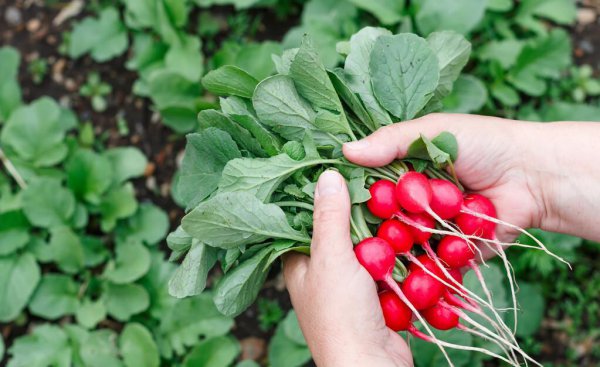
[353,172,559,367]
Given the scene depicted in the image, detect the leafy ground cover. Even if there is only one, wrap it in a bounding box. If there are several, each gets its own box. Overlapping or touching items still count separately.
[0,0,599,366]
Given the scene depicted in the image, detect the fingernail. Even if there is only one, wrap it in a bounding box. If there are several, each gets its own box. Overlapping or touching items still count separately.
[344,139,370,151]
[316,170,342,197]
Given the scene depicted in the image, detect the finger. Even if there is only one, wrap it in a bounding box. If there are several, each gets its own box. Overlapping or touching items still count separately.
[343,113,470,167]
[310,170,353,261]
[282,252,309,295]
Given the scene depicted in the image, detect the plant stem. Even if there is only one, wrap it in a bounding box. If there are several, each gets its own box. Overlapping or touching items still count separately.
[351,204,372,240]
[0,147,26,189]
[274,201,314,211]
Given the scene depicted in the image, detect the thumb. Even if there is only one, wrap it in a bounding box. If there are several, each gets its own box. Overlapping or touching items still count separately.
[342,113,460,167]
[310,170,353,261]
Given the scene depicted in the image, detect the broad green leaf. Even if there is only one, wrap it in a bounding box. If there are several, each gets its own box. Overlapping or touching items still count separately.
[166,226,193,261]
[328,69,378,132]
[516,0,576,32]
[194,0,262,9]
[0,47,22,122]
[370,34,440,121]
[0,252,40,321]
[120,323,160,367]
[506,282,545,337]
[69,7,128,62]
[22,178,75,228]
[125,33,168,74]
[79,329,124,367]
[98,183,138,232]
[407,132,458,167]
[218,152,326,202]
[443,75,487,113]
[165,35,204,82]
[541,102,600,122]
[282,310,307,346]
[176,128,242,210]
[412,327,473,367]
[491,82,520,107]
[104,282,150,321]
[253,75,316,141]
[104,147,148,184]
[157,293,234,357]
[47,226,84,273]
[415,0,488,35]
[169,240,217,298]
[427,31,471,100]
[268,311,312,367]
[509,30,571,96]
[1,97,70,167]
[67,149,113,204]
[182,192,310,248]
[198,110,266,157]
[117,203,169,246]
[211,41,282,80]
[220,96,282,156]
[29,274,79,319]
[487,0,513,11]
[478,39,524,69]
[213,245,273,316]
[103,241,151,284]
[464,263,509,325]
[7,325,71,367]
[344,27,393,127]
[202,66,259,98]
[0,211,30,256]
[183,336,240,367]
[81,235,109,267]
[347,0,404,25]
[76,298,107,329]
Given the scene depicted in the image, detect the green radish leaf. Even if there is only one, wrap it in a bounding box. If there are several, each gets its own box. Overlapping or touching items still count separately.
[282,310,307,346]
[75,298,107,329]
[103,241,151,284]
[166,226,193,261]
[69,7,128,62]
[211,41,282,80]
[117,203,169,246]
[411,327,473,367]
[78,329,123,367]
[67,149,113,205]
[182,192,309,248]
[478,39,524,69]
[104,147,148,185]
[427,31,471,100]
[8,325,72,367]
[104,282,150,322]
[198,110,267,157]
[344,27,393,127]
[347,0,404,25]
[218,151,327,202]
[220,96,283,156]
[370,34,440,121]
[47,226,85,274]
[0,211,30,256]
[168,240,218,298]
[182,336,240,367]
[415,0,487,35]
[119,323,160,367]
[22,178,75,229]
[29,274,79,319]
[98,183,138,232]
[268,311,312,367]
[328,69,378,132]
[165,35,204,82]
[202,65,259,98]
[443,75,487,113]
[0,47,22,122]
[0,252,40,322]
[505,282,545,337]
[407,132,458,166]
[1,98,71,167]
[516,0,576,32]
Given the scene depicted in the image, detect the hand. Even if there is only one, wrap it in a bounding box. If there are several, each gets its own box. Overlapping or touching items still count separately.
[343,113,600,243]
[284,170,413,367]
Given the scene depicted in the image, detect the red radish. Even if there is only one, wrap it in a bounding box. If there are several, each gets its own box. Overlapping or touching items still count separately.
[354,237,395,281]
[367,180,399,219]
[395,171,432,213]
[401,270,446,310]
[408,254,443,276]
[405,212,435,244]
[445,268,463,291]
[423,302,459,330]
[377,219,413,253]
[429,179,463,219]
[455,194,497,238]
[379,290,412,331]
[437,236,475,268]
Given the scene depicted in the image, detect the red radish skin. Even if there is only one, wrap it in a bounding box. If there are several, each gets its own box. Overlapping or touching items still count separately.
[354,237,395,281]
[408,254,442,275]
[405,212,435,244]
[367,180,400,219]
[395,171,432,213]
[429,179,463,219]
[377,219,414,253]
[437,236,475,268]
[423,302,459,330]
[379,290,412,331]
[455,194,497,238]
[401,270,446,310]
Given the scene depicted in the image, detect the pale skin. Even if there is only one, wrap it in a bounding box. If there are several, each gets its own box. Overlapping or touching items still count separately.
[283,113,600,366]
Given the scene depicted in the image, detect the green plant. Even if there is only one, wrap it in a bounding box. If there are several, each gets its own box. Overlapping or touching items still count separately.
[27,58,48,85]
[79,72,111,112]
[257,298,285,331]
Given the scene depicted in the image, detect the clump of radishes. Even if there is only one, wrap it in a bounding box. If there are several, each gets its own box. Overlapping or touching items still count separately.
[356,171,555,367]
